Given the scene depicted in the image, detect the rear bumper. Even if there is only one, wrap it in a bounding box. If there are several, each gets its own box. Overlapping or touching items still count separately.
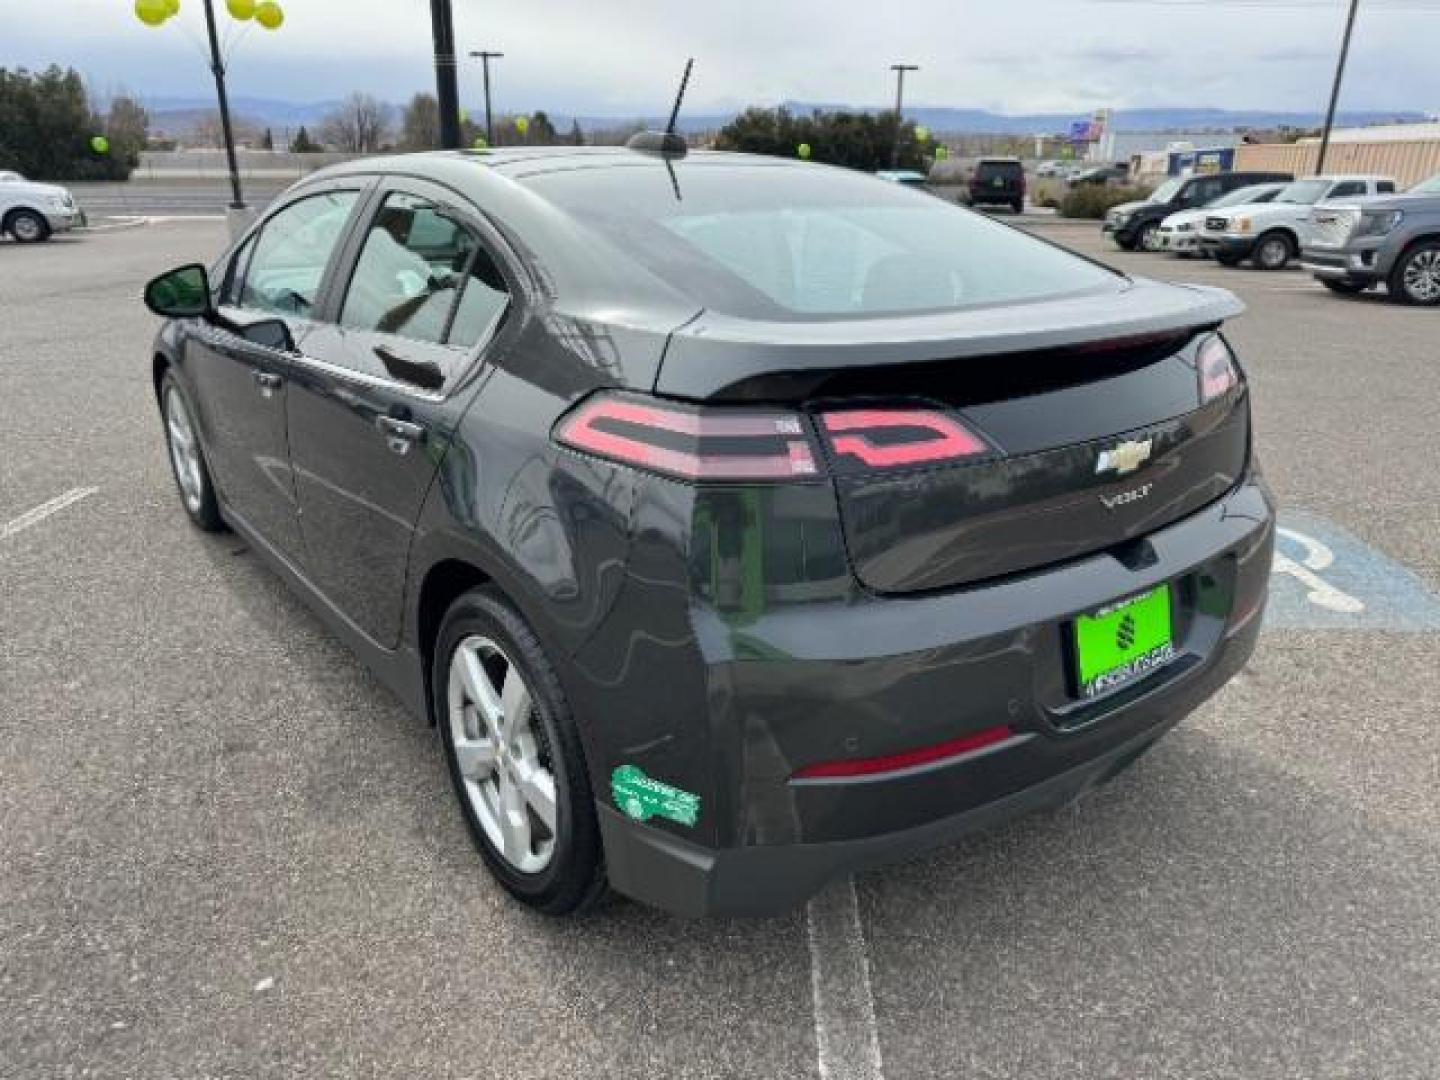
[599,476,1276,916]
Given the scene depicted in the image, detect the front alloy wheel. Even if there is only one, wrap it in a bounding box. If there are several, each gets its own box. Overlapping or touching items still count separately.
[1392,243,1440,305]
[8,209,49,243]
[1138,221,1161,251]
[1253,233,1292,271]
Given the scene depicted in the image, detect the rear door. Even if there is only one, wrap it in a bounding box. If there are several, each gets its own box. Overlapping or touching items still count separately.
[186,185,363,558]
[286,181,515,646]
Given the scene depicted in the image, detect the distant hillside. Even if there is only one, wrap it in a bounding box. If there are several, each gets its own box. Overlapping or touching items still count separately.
[142,93,1427,139]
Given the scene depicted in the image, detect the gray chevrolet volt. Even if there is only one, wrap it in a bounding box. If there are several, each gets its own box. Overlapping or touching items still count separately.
[142,143,1274,916]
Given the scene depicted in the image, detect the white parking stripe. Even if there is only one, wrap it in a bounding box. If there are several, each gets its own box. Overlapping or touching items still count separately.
[807,878,885,1080]
[1,487,98,542]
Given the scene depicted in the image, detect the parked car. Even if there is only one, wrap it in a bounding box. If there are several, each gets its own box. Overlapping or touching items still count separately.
[141,143,1272,917]
[1104,171,1294,252]
[0,172,84,242]
[1199,174,1397,270]
[967,157,1026,212]
[875,169,928,188]
[1300,172,1440,304]
[1035,160,1065,178]
[1155,183,1287,256]
[1071,163,1129,187]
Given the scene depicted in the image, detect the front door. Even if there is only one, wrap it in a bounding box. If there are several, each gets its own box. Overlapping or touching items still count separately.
[187,186,362,559]
[286,186,513,647]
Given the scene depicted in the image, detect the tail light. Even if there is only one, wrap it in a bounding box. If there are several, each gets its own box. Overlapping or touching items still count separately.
[554,393,820,482]
[555,393,992,482]
[819,408,991,471]
[1196,334,1240,403]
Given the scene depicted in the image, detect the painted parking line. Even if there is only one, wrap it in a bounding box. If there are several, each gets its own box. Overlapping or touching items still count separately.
[1267,510,1440,631]
[807,878,885,1080]
[0,487,98,542]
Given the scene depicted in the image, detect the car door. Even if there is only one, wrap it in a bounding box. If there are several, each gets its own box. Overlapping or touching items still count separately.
[185,184,364,559]
[285,182,515,647]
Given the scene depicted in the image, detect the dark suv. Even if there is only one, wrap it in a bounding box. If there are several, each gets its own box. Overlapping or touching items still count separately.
[968,157,1026,213]
[141,146,1272,917]
[1105,170,1294,251]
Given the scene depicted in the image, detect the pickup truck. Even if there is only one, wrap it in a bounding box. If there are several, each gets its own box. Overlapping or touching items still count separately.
[1198,174,1397,270]
[0,171,85,242]
[1301,172,1440,304]
[1102,169,1292,251]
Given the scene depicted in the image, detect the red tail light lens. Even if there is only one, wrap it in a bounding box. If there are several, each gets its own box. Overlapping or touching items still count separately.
[820,408,990,471]
[1197,334,1240,403]
[792,724,1016,780]
[555,393,821,482]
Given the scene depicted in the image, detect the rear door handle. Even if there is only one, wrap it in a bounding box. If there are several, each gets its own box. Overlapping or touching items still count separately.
[253,370,282,398]
[377,415,425,455]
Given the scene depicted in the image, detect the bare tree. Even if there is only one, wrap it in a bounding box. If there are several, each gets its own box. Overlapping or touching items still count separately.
[318,93,392,154]
[400,93,440,151]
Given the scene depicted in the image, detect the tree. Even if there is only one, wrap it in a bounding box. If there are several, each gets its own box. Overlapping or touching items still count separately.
[290,125,320,153]
[0,65,132,180]
[529,110,558,145]
[188,110,260,149]
[568,120,584,146]
[318,92,391,154]
[261,127,274,151]
[714,106,927,172]
[400,92,440,151]
[104,94,149,171]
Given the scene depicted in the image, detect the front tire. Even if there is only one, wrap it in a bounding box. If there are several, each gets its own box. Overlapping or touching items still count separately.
[435,588,606,916]
[1252,231,1294,271]
[1389,242,1440,306]
[1137,220,1160,251]
[160,371,225,531]
[6,209,50,243]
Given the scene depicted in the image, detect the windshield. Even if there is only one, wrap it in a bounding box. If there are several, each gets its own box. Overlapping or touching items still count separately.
[1149,178,1184,203]
[1409,173,1440,194]
[1275,179,1332,204]
[523,163,1118,321]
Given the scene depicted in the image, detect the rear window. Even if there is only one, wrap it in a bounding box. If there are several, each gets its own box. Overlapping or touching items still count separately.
[522,163,1116,321]
[975,161,1022,181]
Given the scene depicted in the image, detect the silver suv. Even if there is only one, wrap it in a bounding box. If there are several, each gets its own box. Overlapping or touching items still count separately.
[1301,173,1440,305]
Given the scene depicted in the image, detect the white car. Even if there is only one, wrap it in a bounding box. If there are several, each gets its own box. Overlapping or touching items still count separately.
[1198,174,1397,270]
[1,172,85,243]
[1155,182,1287,256]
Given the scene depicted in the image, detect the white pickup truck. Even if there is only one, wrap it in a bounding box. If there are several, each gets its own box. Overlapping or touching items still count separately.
[0,171,85,242]
[1198,174,1397,270]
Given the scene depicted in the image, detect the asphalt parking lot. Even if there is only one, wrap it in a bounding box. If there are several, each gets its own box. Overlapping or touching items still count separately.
[3,214,1438,1079]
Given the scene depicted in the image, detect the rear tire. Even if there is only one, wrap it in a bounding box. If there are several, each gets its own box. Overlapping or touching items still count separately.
[1251,231,1293,271]
[6,209,50,243]
[1388,241,1440,306]
[434,588,606,916]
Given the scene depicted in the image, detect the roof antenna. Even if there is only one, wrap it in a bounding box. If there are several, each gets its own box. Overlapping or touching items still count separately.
[626,58,693,156]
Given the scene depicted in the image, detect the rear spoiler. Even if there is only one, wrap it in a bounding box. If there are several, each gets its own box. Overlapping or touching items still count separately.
[653,279,1244,400]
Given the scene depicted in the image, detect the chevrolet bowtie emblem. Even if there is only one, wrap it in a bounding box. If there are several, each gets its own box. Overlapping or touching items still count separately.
[1096,438,1153,476]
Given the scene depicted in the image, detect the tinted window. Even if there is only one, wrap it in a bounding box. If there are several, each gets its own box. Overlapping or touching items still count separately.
[240,191,358,316]
[1377,181,1396,194]
[523,164,1116,320]
[975,161,1021,182]
[1188,178,1225,204]
[1329,181,1366,198]
[341,193,480,344]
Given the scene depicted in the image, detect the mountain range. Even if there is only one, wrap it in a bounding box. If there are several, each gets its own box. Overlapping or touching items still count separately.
[142,94,1427,137]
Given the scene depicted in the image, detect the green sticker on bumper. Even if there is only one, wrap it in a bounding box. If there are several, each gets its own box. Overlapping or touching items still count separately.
[1073,585,1176,698]
[611,765,701,827]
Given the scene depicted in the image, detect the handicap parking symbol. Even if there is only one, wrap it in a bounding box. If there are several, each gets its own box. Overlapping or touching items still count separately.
[1267,510,1440,631]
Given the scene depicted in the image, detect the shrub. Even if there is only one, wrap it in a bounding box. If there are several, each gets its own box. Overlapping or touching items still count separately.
[1060,184,1153,219]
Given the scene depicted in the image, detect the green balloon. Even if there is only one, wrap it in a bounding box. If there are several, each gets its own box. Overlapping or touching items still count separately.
[915,125,930,143]
[934,145,949,160]
[90,135,110,154]
[797,142,811,160]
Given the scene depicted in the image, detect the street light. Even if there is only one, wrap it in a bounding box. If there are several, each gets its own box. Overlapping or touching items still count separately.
[889,63,919,169]
[469,50,505,145]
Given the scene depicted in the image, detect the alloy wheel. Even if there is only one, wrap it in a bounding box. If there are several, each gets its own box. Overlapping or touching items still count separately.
[1139,222,1160,251]
[11,212,44,242]
[1402,249,1440,303]
[164,388,204,513]
[447,635,557,874]
[1257,237,1289,270]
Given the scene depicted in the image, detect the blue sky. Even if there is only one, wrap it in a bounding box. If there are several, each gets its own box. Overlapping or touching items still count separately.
[8,0,1439,115]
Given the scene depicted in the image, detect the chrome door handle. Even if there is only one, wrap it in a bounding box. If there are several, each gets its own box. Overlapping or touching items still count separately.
[253,370,282,398]
[376,416,425,455]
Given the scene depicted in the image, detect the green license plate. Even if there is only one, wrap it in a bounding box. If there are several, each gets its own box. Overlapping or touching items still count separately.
[1073,585,1176,698]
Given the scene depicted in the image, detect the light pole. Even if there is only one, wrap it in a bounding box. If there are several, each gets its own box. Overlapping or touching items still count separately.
[1316,0,1360,175]
[429,0,461,149]
[199,0,244,208]
[469,50,505,145]
[889,63,919,169]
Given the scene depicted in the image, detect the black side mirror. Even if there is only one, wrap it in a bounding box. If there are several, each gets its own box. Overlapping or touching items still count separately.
[144,263,212,319]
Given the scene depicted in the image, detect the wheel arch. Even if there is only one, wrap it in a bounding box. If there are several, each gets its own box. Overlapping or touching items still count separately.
[415,557,496,725]
[3,204,49,238]
[1256,225,1298,251]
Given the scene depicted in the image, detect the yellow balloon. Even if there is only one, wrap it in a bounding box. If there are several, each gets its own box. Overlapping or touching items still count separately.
[165,0,180,14]
[514,116,529,135]
[135,0,170,27]
[254,0,283,29]
[915,125,930,143]
[226,0,255,20]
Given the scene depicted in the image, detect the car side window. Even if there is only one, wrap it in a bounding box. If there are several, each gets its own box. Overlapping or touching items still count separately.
[1328,181,1366,198]
[340,192,493,346]
[1191,178,1224,204]
[219,233,258,307]
[447,246,511,348]
[239,191,359,317]
[1377,181,1396,194]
